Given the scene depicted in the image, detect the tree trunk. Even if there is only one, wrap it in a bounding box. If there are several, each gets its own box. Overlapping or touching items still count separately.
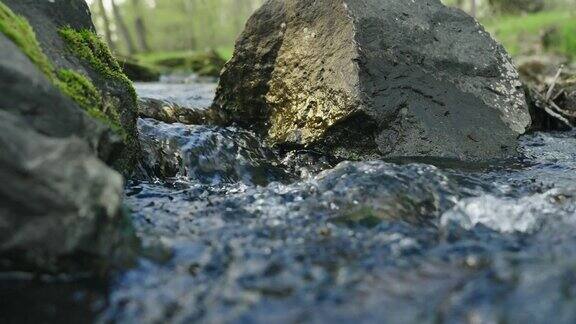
[111,0,136,55]
[183,0,197,50]
[470,0,477,17]
[131,0,150,53]
[97,0,116,51]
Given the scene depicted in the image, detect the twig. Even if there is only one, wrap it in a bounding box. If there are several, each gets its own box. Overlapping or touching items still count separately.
[550,100,576,119]
[553,89,565,101]
[546,65,564,101]
[544,105,573,128]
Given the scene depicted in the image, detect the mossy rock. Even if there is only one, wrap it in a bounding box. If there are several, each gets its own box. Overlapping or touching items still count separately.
[151,50,226,77]
[0,0,140,276]
[1,0,140,175]
[118,58,160,82]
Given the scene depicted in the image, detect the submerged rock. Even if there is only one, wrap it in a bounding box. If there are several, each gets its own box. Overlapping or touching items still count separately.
[138,97,217,125]
[214,0,530,161]
[138,118,289,185]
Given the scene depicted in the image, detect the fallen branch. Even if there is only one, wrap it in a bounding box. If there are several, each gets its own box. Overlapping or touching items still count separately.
[545,65,563,101]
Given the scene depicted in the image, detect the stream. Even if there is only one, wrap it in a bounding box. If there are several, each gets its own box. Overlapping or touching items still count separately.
[93,79,576,323]
[53,80,576,322]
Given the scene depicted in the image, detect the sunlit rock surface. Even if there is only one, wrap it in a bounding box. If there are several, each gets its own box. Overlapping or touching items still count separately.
[214,0,530,161]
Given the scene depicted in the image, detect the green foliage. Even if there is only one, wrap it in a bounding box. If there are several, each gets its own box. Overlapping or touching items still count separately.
[483,11,576,58]
[488,0,544,14]
[90,0,263,55]
[0,3,125,136]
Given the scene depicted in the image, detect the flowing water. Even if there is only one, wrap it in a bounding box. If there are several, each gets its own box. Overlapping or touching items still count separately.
[95,80,576,323]
[11,80,576,323]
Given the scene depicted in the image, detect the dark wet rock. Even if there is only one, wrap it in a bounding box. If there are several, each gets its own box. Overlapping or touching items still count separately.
[137,118,289,185]
[0,112,138,274]
[2,0,140,173]
[119,58,160,82]
[214,0,530,161]
[138,97,217,125]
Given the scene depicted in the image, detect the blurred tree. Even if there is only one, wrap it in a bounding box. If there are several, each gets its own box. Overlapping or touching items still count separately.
[488,0,545,14]
[96,0,115,51]
[111,0,136,55]
[131,0,150,53]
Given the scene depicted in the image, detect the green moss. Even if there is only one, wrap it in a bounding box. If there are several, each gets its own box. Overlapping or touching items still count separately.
[0,3,125,136]
[0,2,55,78]
[58,27,137,102]
[56,69,124,135]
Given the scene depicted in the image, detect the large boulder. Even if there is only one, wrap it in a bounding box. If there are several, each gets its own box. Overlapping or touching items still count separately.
[0,1,139,273]
[213,0,531,161]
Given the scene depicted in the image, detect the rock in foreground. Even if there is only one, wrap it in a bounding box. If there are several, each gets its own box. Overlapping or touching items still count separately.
[0,112,138,274]
[214,0,531,161]
[0,0,139,274]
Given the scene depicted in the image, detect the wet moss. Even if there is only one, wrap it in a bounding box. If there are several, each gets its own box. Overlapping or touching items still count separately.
[56,69,124,135]
[58,27,137,103]
[0,3,124,136]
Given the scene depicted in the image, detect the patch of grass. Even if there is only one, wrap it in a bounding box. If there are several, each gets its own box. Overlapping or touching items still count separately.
[134,48,227,77]
[0,2,124,134]
[482,11,576,58]
[58,27,136,100]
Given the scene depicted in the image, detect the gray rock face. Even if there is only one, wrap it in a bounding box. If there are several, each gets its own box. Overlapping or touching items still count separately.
[214,0,531,161]
[0,1,139,274]
[0,112,138,274]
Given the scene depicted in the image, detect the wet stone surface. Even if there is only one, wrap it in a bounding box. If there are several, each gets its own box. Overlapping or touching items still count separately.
[108,82,576,323]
